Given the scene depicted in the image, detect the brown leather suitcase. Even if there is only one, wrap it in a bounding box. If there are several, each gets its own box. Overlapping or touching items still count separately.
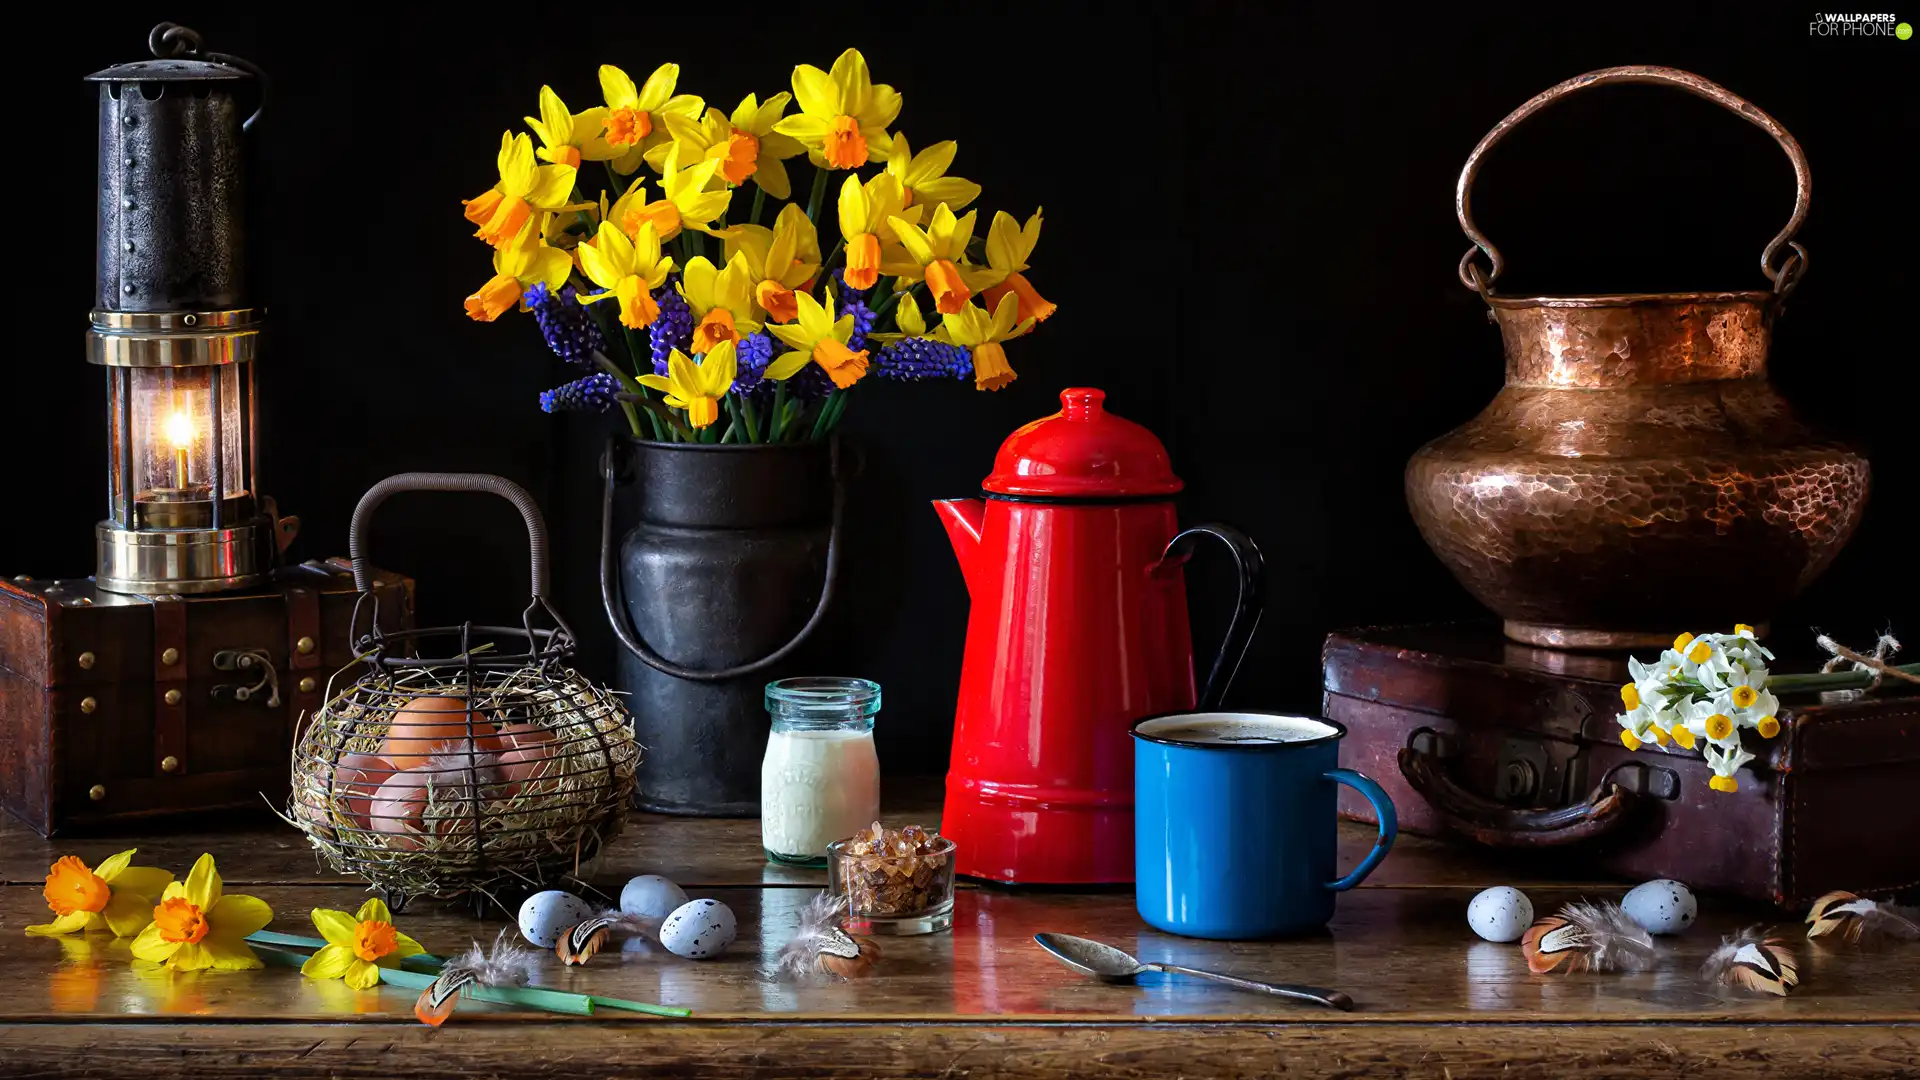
[1323,624,1920,909]
[0,558,412,835]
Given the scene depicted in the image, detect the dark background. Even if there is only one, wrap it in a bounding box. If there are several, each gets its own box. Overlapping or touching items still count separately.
[9,5,1915,775]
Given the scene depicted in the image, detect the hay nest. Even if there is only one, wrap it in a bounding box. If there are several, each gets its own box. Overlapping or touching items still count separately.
[286,659,639,908]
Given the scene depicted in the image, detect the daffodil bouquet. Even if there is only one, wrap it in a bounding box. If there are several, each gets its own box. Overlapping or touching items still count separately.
[1614,626,1781,793]
[462,49,1054,443]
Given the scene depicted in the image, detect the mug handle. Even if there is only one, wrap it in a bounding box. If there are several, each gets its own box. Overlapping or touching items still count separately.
[1323,769,1397,892]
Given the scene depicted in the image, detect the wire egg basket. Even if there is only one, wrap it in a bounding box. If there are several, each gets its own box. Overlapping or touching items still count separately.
[286,473,639,910]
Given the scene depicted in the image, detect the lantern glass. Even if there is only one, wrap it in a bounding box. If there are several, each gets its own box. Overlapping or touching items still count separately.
[108,364,248,529]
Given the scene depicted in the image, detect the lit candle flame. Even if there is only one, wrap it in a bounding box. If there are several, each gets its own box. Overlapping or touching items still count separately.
[163,411,196,449]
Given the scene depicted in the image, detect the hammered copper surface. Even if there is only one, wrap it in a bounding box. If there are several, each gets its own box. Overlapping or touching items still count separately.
[1407,294,1869,645]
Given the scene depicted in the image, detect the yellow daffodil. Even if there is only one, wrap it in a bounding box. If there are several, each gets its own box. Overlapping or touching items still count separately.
[837,173,920,291]
[883,133,981,212]
[773,48,900,170]
[300,898,424,991]
[981,208,1056,324]
[766,292,870,389]
[679,254,763,355]
[591,64,704,174]
[868,291,927,347]
[578,220,675,329]
[525,86,606,169]
[464,214,573,322]
[887,204,1007,315]
[26,850,174,937]
[605,149,731,243]
[639,341,738,428]
[462,132,580,249]
[129,854,272,972]
[724,204,821,323]
[666,94,807,198]
[941,292,1035,392]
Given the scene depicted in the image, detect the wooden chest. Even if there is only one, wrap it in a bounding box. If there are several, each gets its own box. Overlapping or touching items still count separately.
[0,558,412,835]
[1324,624,1920,909]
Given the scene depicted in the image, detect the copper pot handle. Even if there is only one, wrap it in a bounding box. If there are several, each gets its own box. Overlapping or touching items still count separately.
[1456,65,1810,299]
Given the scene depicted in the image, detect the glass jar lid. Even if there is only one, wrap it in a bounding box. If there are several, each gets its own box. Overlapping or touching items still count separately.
[765,677,882,719]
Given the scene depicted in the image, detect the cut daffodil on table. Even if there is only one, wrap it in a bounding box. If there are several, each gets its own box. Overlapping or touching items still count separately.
[129,853,273,971]
[301,898,426,990]
[26,850,174,937]
[467,45,1057,442]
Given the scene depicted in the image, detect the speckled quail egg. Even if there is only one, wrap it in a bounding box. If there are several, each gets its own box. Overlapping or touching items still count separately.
[658,898,737,959]
[517,889,593,949]
[1467,886,1534,943]
[1623,879,1697,935]
[620,874,689,922]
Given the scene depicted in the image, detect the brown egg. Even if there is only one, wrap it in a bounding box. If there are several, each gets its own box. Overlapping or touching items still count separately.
[497,740,559,788]
[331,752,397,826]
[381,696,502,768]
[496,722,558,751]
[366,770,431,850]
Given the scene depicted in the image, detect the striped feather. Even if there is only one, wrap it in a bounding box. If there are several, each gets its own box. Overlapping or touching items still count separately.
[1702,927,1799,996]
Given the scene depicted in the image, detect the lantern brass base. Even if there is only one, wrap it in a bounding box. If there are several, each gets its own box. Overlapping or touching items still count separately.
[95,520,274,595]
[1504,620,1772,651]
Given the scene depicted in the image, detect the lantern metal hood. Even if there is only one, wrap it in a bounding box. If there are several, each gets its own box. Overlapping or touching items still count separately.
[86,24,295,595]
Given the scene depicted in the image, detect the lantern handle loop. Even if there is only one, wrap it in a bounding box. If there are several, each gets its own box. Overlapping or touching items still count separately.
[148,22,267,134]
[349,472,551,601]
[1456,65,1810,302]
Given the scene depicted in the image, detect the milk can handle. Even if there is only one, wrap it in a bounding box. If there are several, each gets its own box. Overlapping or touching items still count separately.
[1456,65,1810,301]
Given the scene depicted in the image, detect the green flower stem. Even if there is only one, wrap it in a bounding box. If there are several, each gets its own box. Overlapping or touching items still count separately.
[870,279,921,322]
[804,166,831,227]
[769,381,791,441]
[749,185,766,226]
[1769,663,1920,694]
[592,350,650,438]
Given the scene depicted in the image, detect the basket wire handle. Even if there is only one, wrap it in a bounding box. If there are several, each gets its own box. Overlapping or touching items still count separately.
[350,472,551,597]
[1456,65,1811,301]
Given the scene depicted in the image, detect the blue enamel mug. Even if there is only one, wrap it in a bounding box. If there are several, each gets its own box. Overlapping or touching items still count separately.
[1132,712,1397,939]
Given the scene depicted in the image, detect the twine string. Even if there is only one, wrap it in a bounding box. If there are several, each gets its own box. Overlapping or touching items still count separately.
[1815,630,1918,690]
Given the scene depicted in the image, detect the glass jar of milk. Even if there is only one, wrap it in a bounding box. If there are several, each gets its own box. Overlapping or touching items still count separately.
[762,677,882,865]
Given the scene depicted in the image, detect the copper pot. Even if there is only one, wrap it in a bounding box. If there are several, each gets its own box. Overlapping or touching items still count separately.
[1407,66,1870,650]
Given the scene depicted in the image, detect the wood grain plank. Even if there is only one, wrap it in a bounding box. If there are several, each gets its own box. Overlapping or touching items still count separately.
[1,884,1909,1024]
[1,1021,1913,1079]
[0,778,1615,891]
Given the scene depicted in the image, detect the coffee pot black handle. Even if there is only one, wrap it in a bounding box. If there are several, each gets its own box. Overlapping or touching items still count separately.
[1160,524,1265,711]
[598,437,848,684]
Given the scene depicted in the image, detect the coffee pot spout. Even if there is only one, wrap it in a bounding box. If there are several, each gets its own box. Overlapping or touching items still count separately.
[932,497,988,600]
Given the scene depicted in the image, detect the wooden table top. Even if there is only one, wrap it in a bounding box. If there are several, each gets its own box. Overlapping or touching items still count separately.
[1,781,1913,1079]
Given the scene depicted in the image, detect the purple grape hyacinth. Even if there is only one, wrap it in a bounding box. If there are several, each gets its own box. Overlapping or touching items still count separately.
[733,332,778,395]
[649,283,693,375]
[843,299,876,353]
[539,372,619,413]
[524,282,606,366]
[875,336,973,381]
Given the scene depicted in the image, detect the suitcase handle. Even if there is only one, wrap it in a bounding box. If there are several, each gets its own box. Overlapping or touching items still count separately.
[1398,744,1632,847]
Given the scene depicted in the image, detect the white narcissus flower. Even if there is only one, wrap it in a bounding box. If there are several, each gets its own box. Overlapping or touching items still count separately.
[1704,740,1757,793]
[1675,696,1744,753]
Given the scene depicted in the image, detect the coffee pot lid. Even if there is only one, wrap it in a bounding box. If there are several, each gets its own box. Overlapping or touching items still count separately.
[982,388,1183,498]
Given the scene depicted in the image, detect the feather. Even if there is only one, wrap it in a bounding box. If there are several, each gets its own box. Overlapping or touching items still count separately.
[412,930,540,1026]
[777,892,880,980]
[1701,927,1799,996]
[1806,891,1920,944]
[1521,900,1656,974]
[556,910,657,965]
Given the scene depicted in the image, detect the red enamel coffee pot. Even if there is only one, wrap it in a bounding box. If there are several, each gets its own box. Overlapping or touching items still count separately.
[934,388,1264,884]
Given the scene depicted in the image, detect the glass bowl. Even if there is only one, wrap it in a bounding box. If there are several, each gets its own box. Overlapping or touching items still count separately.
[826,833,956,935]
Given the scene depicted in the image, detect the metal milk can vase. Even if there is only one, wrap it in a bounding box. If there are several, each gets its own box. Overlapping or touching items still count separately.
[1407,66,1870,650]
[600,437,847,815]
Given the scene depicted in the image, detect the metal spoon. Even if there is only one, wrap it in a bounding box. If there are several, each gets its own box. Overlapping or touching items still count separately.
[1033,932,1354,1011]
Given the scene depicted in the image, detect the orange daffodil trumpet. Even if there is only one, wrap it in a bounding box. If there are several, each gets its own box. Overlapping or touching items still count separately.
[301,898,426,990]
[774,49,900,170]
[130,854,273,972]
[463,133,580,249]
[942,293,1036,392]
[578,220,676,329]
[767,293,870,389]
[981,209,1057,324]
[887,204,1007,315]
[667,94,808,198]
[725,204,822,324]
[837,173,919,292]
[592,64,704,175]
[27,850,174,937]
[467,46,1056,442]
[640,341,738,429]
